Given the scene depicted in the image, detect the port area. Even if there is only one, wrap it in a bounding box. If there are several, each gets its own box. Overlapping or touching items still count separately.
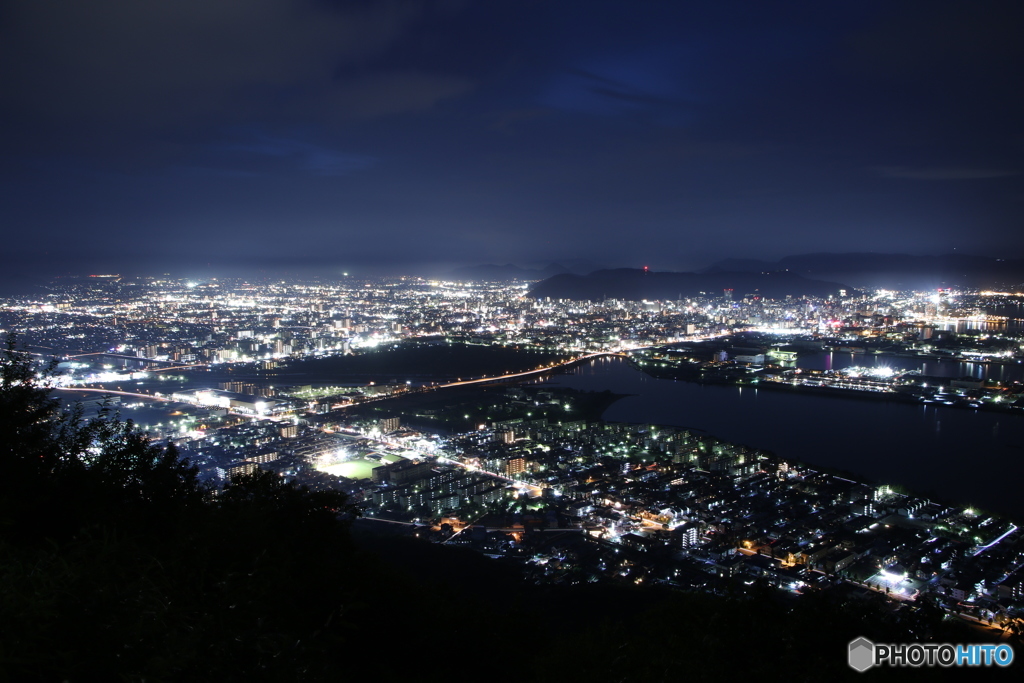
[629,351,1023,413]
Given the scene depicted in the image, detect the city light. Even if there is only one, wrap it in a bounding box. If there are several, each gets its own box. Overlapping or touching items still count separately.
[4,273,1022,632]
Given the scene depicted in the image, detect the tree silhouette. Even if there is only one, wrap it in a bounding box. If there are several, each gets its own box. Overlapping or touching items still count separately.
[0,335,81,485]
[0,333,363,679]
[0,335,205,542]
[0,333,1013,680]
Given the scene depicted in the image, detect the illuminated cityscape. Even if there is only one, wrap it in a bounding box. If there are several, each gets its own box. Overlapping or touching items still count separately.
[3,1,1024,676]
[3,274,1024,634]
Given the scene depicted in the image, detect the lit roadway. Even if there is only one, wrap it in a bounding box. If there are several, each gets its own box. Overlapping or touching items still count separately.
[53,350,628,420]
[57,386,176,403]
[54,387,280,422]
[429,351,622,389]
[346,349,633,409]
[363,348,636,500]
[64,351,209,372]
[972,524,1019,557]
[436,456,544,497]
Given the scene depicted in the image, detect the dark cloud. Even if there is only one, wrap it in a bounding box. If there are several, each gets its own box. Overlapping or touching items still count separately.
[488,108,551,134]
[1,0,1023,280]
[846,0,1024,78]
[0,0,470,133]
[212,133,376,176]
[320,70,474,118]
[872,166,1020,180]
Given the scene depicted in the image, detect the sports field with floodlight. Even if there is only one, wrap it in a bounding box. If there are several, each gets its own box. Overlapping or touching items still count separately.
[318,454,407,480]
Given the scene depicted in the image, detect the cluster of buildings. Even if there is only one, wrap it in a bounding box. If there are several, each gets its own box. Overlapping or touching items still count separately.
[628,331,1024,411]
[444,415,1023,629]
[3,274,1024,630]
[2,276,1021,369]
[149,376,1024,630]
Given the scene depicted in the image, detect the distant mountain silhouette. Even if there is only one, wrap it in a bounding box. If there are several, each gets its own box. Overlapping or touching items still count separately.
[449,260,601,281]
[529,268,852,301]
[448,263,567,281]
[704,253,1024,289]
[0,272,52,298]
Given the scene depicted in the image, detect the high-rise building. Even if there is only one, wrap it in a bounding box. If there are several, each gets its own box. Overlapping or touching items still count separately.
[505,457,526,477]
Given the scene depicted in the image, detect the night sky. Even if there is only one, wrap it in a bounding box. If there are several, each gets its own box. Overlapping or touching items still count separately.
[2,0,1023,283]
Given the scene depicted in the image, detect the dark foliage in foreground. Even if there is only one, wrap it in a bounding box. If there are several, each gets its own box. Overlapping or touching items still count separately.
[0,337,1011,682]
[0,338,357,680]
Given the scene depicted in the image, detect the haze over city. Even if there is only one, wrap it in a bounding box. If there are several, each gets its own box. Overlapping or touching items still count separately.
[2,0,1023,285]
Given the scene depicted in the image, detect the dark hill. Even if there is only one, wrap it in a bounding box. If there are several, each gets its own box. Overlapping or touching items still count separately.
[529,268,852,301]
[449,259,603,281]
[705,253,1024,290]
[449,263,567,281]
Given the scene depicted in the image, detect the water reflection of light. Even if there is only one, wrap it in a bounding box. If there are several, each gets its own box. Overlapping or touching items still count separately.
[542,354,1024,521]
